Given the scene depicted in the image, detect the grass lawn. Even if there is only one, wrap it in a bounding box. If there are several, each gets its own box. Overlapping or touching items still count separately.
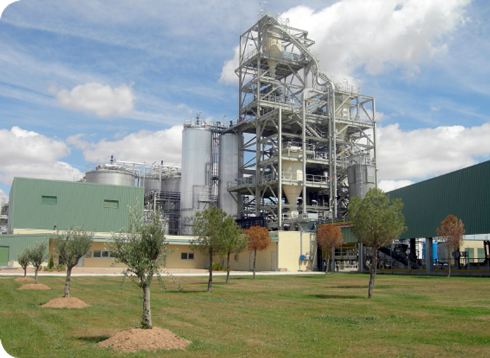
[1,273,489,357]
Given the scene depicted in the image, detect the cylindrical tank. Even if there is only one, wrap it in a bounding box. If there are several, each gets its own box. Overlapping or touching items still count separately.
[282,145,303,206]
[161,177,181,193]
[218,133,240,217]
[85,167,136,186]
[264,31,282,77]
[347,163,376,199]
[143,177,161,194]
[180,125,213,235]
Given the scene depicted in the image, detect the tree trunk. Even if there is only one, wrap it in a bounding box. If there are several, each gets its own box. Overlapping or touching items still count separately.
[141,283,152,329]
[253,249,257,279]
[34,266,39,284]
[226,253,230,283]
[325,257,330,277]
[448,256,451,278]
[23,267,27,278]
[207,250,213,292]
[64,266,72,298]
[368,252,377,299]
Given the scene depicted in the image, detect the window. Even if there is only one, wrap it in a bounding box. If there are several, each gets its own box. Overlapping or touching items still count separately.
[234,254,239,262]
[104,200,119,209]
[93,250,115,258]
[41,196,57,205]
[181,253,194,260]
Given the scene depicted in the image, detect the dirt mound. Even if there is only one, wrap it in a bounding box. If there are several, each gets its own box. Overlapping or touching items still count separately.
[18,284,50,290]
[14,277,35,282]
[41,297,88,309]
[98,327,191,353]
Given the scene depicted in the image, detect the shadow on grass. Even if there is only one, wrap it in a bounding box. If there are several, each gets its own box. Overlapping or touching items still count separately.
[330,285,366,289]
[308,294,362,300]
[76,336,110,343]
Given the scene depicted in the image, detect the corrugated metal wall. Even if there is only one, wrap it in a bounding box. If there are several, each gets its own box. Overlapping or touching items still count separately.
[0,234,51,261]
[388,160,490,239]
[9,178,144,233]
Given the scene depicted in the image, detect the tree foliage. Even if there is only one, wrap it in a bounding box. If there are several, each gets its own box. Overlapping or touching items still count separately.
[244,226,271,279]
[54,225,94,298]
[222,224,247,284]
[191,206,238,291]
[27,241,48,284]
[348,188,406,298]
[108,202,180,329]
[317,225,343,276]
[17,248,31,278]
[436,214,465,278]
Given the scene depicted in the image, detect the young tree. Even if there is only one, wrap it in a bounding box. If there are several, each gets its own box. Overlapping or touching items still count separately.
[317,224,343,276]
[54,225,94,298]
[436,214,465,278]
[244,226,271,279]
[28,241,48,284]
[17,248,31,278]
[348,188,406,298]
[222,223,248,283]
[191,206,233,292]
[108,203,178,329]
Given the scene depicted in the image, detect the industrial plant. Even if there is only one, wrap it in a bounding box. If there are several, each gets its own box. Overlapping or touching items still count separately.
[1,12,489,276]
[78,13,377,235]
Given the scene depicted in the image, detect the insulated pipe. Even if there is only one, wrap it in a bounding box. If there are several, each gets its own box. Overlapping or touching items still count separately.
[302,90,308,217]
[278,107,282,229]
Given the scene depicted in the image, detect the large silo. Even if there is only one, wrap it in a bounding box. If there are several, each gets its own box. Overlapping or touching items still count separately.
[161,177,181,193]
[180,122,213,235]
[218,133,240,217]
[85,165,136,187]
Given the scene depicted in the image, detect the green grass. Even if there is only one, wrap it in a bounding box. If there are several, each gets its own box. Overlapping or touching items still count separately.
[1,273,490,357]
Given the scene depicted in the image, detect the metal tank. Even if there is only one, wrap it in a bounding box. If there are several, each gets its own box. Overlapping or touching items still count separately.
[161,177,181,193]
[282,145,303,209]
[347,163,376,198]
[143,177,161,194]
[218,133,240,217]
[85,165,136,186]
[180,123,213,235]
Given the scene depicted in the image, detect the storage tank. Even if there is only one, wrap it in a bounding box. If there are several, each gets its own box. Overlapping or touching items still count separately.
[347,163,375,198]
[218,133,240,217]
[143,177,161,194]
[282,145,303,214]
[85,165,136,186]
[161,177,181,193]
[264,31,282,77]
[180,122,213,235]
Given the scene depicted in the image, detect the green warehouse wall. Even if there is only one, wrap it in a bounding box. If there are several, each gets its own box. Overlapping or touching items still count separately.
[9,178,144,233]
[0,234,51,263]
[388,160,490,239]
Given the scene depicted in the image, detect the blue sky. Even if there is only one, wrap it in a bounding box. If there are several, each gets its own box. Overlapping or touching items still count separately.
[1,0,489,201]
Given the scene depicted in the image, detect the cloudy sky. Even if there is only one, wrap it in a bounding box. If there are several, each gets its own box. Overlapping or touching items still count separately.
[0,0,489,202]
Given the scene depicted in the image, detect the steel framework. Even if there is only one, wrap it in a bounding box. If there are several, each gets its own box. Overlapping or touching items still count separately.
[225,13,377,230]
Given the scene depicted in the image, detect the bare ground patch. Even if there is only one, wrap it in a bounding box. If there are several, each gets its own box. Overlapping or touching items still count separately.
[18,284,50,290]
[97,327,191,353]
[13,277,35,282]
[41,297,88,309]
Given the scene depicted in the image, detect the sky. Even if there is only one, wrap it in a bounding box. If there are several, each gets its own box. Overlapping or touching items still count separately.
[1,0,489,202]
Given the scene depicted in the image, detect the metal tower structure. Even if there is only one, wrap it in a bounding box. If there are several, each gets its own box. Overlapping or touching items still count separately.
[225,12,377,230]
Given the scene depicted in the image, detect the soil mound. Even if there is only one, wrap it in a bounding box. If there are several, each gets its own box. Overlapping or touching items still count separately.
[14,277,35,282]
[41,297,88,309]
[18,284,50,290]
[98,327,191,353]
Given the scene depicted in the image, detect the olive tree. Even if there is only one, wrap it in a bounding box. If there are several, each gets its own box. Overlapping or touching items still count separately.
[54,226,94,298]
[244,226,271,279]
[107,203,179,329]
[348,188,406,298]
[317,224,343,276]
[28,241,48,284]
[436,214,465,278]
[191,206,236,291]
[17,248,31,278]
[222,224,248,283]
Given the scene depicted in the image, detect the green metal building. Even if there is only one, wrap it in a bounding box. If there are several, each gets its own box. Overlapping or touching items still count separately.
[8,177,144,234]
[387,160,490,239]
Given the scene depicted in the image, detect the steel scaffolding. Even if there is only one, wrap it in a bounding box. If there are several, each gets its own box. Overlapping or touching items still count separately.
[225,13,377,230]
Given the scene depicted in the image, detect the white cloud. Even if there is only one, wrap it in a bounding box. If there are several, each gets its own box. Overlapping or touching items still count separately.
[219,46,239,85]
[220,0,470,84]
[56,82,134,117]
[377,122,490,180]
[0,189,7,202]
[378,179,414,192]
[67,125,183,166]
[0,127,82,185]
